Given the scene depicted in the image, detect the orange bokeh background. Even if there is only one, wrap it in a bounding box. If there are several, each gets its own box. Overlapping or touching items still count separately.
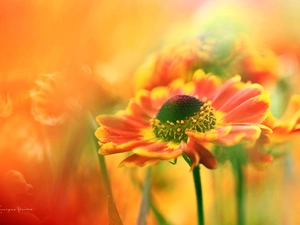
[1,0,300,225]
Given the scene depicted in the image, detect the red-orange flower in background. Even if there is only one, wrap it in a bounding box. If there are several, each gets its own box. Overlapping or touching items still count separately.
[30,71,71,125]
[134,34,244,91]
[133,32,282,94]
[238,47,279,88]
[30,65,126,126]
[245,94,300,169]
[95,70,273,170]
[272,94,300,143]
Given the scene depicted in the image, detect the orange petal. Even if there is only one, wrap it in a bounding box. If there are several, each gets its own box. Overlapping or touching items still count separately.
[119,154,161,167]
[198,147,218,170]
[273,94,300,133]
[246,148,274,170]
[133,142,182,160]
[279,94,300,121]
[99,140,153,155]
[214,125,261,146]
[183,141,218,170]
[261,111,276,128]
[150,86,171,111]
[136,89,158,118]
[211,75,242,109]
[126,99,148,117]
[222,94,270,124]
[96,114,148,132]
[192,70,221,100]
[186,126,232,142]
[95,127,141,144]
[229,123,273,134]
[217,84,263,113]
[182,142,201,170]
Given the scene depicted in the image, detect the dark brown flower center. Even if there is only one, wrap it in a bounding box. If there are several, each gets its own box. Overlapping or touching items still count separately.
[151,95,216,143]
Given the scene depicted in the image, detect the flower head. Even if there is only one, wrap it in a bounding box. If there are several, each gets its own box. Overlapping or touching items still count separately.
[30,71,71,125]
[134,34,244,91]
[238,48,279,88]
[96,71,272,170]
[30,65,92,125]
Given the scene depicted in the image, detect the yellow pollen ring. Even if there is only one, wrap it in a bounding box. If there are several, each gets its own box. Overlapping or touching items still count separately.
[151,102,216,143]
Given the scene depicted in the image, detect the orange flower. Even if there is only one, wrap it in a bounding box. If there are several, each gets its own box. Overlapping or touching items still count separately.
[30,66,92,125]
[272,94,300,143]
[95,71,272,170]
[134,34,244,91]
[238,48,279,88]
[30,71,72,125]
[245,94,300,169]
[134,38,207,91]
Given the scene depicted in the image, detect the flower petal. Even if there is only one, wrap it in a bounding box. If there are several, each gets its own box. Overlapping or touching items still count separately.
[246,148,274,170]
[186,126,232,142]
[229,123,273,134]
[187,125,262,146]
[192,70,221,100]
[182,143,200,170]
[198,147,218,170]
[98,140,153,155]
[211,75,242,109]
[214,125,262,146]
[96,114,148,133]
[273,94,300,133]
[133,142,182,159]
[222,94,270,123]
[125,89,156,118]
[217,84,264,113]
[95,127,141,144]
[150,86,171,111]
[119,154,161,167]
[183,141,218,170]
[136,89,158,117]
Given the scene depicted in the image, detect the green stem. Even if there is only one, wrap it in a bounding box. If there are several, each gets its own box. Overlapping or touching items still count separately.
[97,153,112,195]
[182,154,204,225]
[232,158,245,225]
[86,110,113,195]
[85,110,122,224]
[192,165,205,225]
[137,168,151,225]
[131,169,172,225]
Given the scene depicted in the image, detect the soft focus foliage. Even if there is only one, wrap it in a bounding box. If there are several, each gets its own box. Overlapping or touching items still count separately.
[1,1,300,225]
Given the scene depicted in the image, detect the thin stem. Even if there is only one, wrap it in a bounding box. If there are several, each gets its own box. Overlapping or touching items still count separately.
[67,101,113,194]
[85,110,122,224]
[137,167,151,225]
[131,169,172,225]
[232,158,245,225]
[85,110,112,195]
[97,153,112,195]
[182,154,205,225]
[192,165,204,225]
